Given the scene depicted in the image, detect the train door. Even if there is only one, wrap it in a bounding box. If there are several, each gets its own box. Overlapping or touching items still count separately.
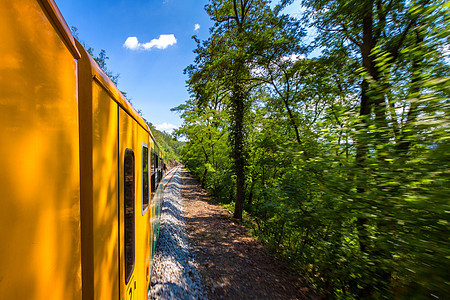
[90,79,120,299]
[150,148,159,257]
[119,109,139,300]
[140,139,152,298]
[148,143,156,280]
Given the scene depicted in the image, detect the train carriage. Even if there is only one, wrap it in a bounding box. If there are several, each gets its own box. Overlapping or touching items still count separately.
[0,0,164,299]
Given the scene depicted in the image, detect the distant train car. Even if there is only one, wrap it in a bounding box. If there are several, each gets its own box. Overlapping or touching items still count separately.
[0,0,164,299]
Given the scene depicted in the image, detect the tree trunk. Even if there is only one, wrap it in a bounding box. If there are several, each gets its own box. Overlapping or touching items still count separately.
[281,97,302,146]
[398,31,423,154]
[356,78,372,296]
[201,168,208,188]
[233,82,246,220]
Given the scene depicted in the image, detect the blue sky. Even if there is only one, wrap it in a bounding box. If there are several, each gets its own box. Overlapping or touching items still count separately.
[55,0,304,134]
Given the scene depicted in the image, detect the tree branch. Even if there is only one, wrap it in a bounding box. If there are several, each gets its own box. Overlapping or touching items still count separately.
[341,23,362,48]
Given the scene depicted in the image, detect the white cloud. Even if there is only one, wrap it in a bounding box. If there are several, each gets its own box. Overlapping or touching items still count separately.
[154,122,177,133]
[123,35,177,51]
[194,24,200,31]
[123,37,140,50]
[143,35,177,50]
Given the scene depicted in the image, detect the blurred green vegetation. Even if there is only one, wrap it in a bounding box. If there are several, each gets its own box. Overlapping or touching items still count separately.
[148,123,184,166]
[176,0,449,298]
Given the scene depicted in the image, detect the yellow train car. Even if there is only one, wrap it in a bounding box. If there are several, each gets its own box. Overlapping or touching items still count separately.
[0,0,82,298]
[0,0,165,299]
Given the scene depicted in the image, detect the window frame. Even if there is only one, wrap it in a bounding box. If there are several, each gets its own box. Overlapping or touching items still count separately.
[142,143,149,215]
[124,149,135,285]
[150,148,156,200]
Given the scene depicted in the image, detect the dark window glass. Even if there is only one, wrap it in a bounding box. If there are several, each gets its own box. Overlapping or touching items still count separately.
[151,148,155,174]
[142,145,149,212]
[157,154,160,184]
[124,149,135,284]
[155,154,159,184]
[158,158,162,184]
[151,149,156,199]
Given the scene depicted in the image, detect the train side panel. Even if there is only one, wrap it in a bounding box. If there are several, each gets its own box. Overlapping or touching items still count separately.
[78,36,158,299]
[78,39,122,299]
[118,108,156,300]
[119,107,140,300]
[151,147,164,253]
[0,0,82,299]
[0,1,163,298]
[148,139,157,279]
[92,81,120,299]
[137,132,153,299]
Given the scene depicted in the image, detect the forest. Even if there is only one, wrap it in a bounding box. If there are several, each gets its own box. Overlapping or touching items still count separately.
[173,0,449,298]
[149,123,184,166]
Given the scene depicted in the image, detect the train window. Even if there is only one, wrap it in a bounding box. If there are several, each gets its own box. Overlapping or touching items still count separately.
[155,154,159,185]
[142,145,149,213]
[157,155,162,184]
[151,148,156,199]
[124,149,135,284]
[159,158,163,183]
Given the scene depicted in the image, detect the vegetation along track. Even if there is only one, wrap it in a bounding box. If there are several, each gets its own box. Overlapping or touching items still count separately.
[151,168,318,299]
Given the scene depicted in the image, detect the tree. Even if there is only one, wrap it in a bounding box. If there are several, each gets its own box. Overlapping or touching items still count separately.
[178,1,449,297]
[184,0,305,220]
[173,97,230,191]
[300,0,450,296]
[301,0,449,153]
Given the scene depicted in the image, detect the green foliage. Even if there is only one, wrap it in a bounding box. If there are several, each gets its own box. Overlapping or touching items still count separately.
[148,123,184,165]
[178,0,449,298]
[173,97,235,201]
[183,0,306,220]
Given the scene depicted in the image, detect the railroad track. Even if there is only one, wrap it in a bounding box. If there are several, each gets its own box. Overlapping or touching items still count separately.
[163,166,181,190]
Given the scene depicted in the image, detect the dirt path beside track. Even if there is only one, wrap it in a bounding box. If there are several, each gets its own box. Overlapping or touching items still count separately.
[181,170,319,300]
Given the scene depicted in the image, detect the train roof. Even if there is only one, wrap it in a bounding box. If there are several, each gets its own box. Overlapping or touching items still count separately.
[89,53,151,134]
[84,49,162,154]
[42,0,162,155]
[40,0,81,60]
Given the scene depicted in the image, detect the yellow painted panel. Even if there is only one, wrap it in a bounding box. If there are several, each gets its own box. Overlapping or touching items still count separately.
[0,0,81,299]
[137,130,152,299]
[119,108,139,300]
[92,82,119,299]
[150,142,164,268]
[118,110,153,300]
[148,139,156,276]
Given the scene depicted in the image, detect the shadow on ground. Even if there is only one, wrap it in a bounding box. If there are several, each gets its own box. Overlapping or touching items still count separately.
[181,170,319,300]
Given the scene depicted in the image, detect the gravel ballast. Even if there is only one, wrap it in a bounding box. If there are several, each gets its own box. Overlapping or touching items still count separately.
[149,168,206,300]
